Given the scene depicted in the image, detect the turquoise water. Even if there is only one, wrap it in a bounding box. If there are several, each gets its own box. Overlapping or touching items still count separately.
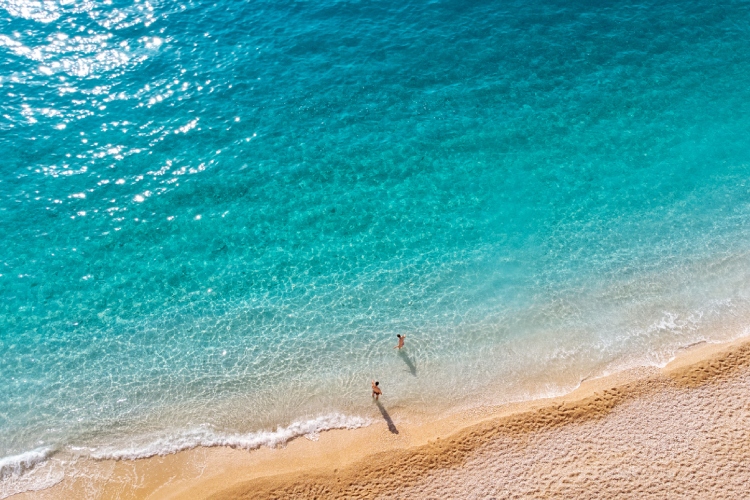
[3,0,750,492]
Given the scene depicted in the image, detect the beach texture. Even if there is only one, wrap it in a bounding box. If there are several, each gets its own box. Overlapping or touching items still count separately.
[16,338,750,499]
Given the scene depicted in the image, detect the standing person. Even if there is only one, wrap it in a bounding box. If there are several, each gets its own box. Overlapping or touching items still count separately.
[394,334,405,349]
[371,380,382,400]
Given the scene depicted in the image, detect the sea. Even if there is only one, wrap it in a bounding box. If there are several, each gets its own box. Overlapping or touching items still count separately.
[3,0,750,495]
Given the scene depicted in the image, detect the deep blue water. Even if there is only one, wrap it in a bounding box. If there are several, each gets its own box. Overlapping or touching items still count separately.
[3,0,750,491]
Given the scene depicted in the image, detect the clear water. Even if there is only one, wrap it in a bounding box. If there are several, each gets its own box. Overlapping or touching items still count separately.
[3,0,750,493]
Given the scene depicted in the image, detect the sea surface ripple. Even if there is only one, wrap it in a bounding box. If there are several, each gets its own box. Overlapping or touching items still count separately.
[3,0,750,495]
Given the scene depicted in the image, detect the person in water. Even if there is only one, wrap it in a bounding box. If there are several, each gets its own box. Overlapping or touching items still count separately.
[394,334,405,349]
[371,380,382,400]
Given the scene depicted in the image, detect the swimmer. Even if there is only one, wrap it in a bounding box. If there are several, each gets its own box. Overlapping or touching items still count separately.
[371,380,382,400]
[394,334,405,349]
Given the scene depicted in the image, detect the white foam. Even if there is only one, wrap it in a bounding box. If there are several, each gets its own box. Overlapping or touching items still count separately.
[0,448,53,481]
[0,447,64,500]
[90,413,371,461]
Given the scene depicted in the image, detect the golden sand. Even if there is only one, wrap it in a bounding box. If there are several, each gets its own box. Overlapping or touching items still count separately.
[14,337,750,499]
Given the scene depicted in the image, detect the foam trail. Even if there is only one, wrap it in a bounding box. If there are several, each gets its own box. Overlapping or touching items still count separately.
[0,448,54,481]
[90,413,371,461]
[0,447,63,500]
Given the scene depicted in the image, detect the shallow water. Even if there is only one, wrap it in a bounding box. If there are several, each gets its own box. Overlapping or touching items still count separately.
[3,0,750,494]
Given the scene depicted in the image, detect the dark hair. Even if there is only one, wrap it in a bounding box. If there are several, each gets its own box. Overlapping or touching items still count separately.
[375,381,379,386]
[397,334,401,338]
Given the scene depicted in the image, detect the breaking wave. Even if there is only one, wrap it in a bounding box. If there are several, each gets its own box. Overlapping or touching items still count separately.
[89,413,371,461]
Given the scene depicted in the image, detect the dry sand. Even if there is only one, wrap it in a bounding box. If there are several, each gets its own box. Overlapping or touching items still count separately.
[14,337,750,499]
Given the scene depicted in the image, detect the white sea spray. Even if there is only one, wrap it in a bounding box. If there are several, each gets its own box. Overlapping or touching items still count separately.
[89,413,371,461]
[0,448,64,500]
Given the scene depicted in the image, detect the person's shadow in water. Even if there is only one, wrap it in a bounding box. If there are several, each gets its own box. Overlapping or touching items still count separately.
[398,349,417,376]
[375,400,398,434]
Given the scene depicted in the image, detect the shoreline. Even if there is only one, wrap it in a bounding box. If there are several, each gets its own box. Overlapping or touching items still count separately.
[13,333,750,499]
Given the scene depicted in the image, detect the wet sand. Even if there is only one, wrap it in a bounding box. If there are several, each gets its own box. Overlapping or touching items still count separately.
[15,336,750,499]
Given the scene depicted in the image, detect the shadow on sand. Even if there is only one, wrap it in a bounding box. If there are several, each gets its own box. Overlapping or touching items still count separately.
[375,400,399,434]
[398,349,417,376]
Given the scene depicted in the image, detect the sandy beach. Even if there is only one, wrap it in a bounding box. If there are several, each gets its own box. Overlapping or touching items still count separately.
[13,335,750,499]
[6,1,750,498]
